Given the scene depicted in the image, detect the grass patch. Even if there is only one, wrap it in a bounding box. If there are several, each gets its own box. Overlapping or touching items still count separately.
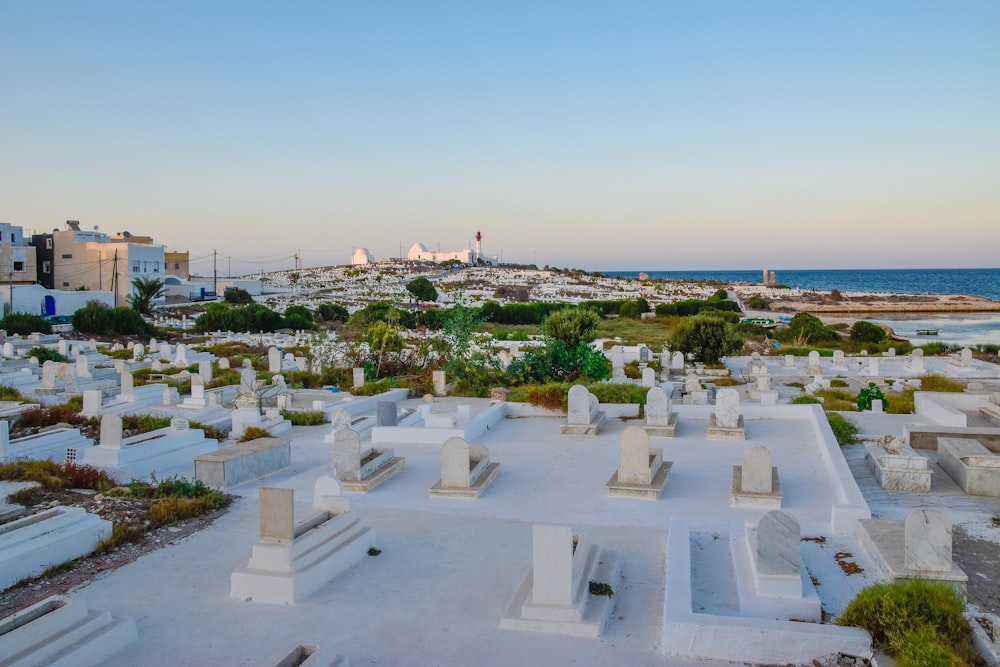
[815,388,857,412]
[239,426,272,442]
[190,420,228,441]
[826,412,860,446]
[791,396,821,405]
[887,388,916,415]
[836,579,979,667]
[93,523,146,555]
[595,318,673,349]
[920,374,966,392]
[280,410,328,426]
[507,381,649,410]
[0,385,28,402]
[709,377,744,387]
[785,382,805,390]
[830,379,849,388]
[0,460,117,492]
[352,380,399,396]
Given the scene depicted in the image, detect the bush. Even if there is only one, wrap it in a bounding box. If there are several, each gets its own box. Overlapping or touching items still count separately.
[71,306,150,336]
[826,412,860,446]
[25,346,66,363]
[224,288,254,304]
[316,302,350,324]
[857,382,887,411]
[747,296,769,310]
[0,312,52,335]
[280,410,328,426]
[791,396,821,404]
[773,313,839,345]
[239,426,272,442]
[850,320,887,344]
[0,460,117,492]
[920,374,966,392]
[406,276,438,302]
[668,315,744,365]
[542,308,601,347]
[0,385,27,402]
[836,579,977,666]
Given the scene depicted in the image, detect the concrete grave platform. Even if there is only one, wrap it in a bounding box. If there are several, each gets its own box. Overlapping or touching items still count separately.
[0,596,136,667]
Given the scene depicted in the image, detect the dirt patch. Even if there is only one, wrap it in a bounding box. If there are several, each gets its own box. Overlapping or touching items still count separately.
[954,525,1000,614]
[834,551,864,576]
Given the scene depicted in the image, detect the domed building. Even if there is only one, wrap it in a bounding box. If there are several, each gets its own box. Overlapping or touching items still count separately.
[407,241,473,264]
[351,247,373,265]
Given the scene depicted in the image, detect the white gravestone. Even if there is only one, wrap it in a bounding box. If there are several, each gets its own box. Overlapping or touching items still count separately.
[101,414,123,450]
[268,347,281,374]
[531,524,573,607]
[756,510,801,578]
[715,388,741,429]
[742,445,773,494]
[904,509,952,573]
[641,366,656,388]
[619,426,652,485]
[352,368,365,389]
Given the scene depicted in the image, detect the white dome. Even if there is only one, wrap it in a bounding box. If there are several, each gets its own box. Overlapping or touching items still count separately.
[352,247,373,265]
[409,242,428,255]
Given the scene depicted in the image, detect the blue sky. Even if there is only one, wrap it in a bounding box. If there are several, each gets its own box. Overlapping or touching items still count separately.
[2,1,998,275]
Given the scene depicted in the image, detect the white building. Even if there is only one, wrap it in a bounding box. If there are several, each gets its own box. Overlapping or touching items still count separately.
[407,242,473,264]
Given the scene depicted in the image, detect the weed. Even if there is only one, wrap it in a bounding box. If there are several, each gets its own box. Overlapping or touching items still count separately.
[148,493,232,525]
[815,389,857,412]
[281,411,328,426]
[40,559,77,578]
[522,384,567,410]
[190,421,228,441]
[857,382,886,411]
[589,581,614,597]
[710,377,744,387]
[93,523,146,555]
[0,460,117,492]
[367,547,382,556]
[785,382,805,390]
[919,374,966,393]
[830,379,849,388]
[0,385,28,402]
[992,515,1000,528]
[791,396,821,405]
[121,414,172,434]
[826,413,860,446]
[240,426,272,442]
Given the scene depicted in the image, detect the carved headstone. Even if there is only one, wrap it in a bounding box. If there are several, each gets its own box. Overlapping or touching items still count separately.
[645,387,672,426]
[101,413,123,450]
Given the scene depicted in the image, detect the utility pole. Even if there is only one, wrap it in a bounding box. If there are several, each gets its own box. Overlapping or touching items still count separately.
[213,250,218,298]
[111,249,119,307]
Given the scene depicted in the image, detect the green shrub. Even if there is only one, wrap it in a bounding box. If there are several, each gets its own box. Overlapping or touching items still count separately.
[887,388,916,415]
[281,410,328,426]
[815,389,857,412]
[72,306,150,336]
[836,579,976,666]
[239,426,272,442]
[850,321,887,344]
[0,312,52,336]
[791,396,821,404]
[830,379,849,388]
[0,385,28,402]
[920,374,966,392]
[747,296,769,310]
[857,382,887,411]
[25,346,66,363]
[588,382,647,406]
[224,288,254,304]
[826,412,860,446]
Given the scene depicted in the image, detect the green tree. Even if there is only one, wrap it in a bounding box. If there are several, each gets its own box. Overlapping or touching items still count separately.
[224,288,254,305]
[316,302,350,324]
[774,312,839,345]
[850,321,886,344]
[406,276,438,302]
[668,314,744,364]
[129,277,166,315]
[619,302,641,319]
[283,305,315,330]
[542,307,601,348]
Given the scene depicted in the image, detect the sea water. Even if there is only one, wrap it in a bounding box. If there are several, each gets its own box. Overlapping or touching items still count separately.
[606,267,1000,348]
[607,268,1000,302]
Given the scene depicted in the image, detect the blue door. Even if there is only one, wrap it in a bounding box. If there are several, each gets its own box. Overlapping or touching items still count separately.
[44,295,56,316]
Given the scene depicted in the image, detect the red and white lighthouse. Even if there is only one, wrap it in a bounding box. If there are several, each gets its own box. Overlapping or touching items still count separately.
[475,231,482,262]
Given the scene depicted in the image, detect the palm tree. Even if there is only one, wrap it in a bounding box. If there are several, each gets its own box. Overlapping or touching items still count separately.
[129,277,166,315]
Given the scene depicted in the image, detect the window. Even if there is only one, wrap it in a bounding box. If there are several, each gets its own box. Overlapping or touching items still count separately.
[132,262,140,272]
[62,253,72,259]
[62,282,70,287]
[42,261,51,274]
[174,263,180,269]
[45,238,53,249]
[12,261,25,272]
[11,234,15,243]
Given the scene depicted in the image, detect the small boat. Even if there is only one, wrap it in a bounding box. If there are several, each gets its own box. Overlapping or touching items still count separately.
[915,329,939,336]
[740,318,778,328]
